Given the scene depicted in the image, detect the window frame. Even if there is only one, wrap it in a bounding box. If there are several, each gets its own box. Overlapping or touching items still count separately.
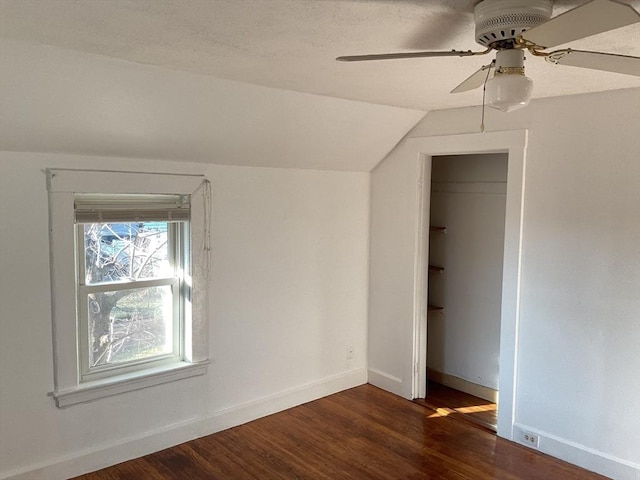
[47,169,210,408]
[75,220,185,381]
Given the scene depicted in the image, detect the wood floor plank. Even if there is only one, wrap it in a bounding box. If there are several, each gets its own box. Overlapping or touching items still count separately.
[256,411,422,480]
[415,381,498,431]
[71,385,608,480]
[312,390,509,480]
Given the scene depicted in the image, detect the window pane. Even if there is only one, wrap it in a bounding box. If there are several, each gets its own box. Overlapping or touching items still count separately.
[88,285,174,368]
[83,222,171,284]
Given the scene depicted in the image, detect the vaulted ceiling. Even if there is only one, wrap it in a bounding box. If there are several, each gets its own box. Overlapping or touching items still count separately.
[2,0,639,110]
[1,0,639,170]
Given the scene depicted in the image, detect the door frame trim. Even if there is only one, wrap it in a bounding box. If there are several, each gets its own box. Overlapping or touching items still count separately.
[409,130,528,440]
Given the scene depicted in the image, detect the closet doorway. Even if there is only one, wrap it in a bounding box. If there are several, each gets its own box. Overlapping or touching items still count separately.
[420,153,507,432]
[407,130,526,440]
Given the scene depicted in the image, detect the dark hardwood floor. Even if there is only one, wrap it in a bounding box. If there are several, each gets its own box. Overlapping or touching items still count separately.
[72,384,607,480]
[414,381,498,432]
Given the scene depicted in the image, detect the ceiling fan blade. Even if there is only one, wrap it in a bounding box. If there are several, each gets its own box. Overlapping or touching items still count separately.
[547,49,640,76]
[336,50,483,62]
[521,0,640,49]
[451,63,495,93]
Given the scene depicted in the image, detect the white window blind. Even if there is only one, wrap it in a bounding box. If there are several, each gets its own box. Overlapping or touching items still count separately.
[74,194,190,223]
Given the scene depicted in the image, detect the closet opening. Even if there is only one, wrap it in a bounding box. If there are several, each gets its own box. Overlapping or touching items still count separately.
[417,152,508,433]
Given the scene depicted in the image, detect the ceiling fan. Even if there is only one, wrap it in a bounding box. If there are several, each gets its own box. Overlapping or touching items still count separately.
[336,0,640,111]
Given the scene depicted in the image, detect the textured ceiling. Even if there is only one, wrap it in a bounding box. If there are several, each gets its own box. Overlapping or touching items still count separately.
[1,0,639,110]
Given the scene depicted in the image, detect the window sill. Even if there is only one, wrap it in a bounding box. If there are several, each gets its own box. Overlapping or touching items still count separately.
[51,361,209,408]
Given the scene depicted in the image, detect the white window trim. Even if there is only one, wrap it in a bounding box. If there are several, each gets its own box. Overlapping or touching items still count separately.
[47,169,211,408]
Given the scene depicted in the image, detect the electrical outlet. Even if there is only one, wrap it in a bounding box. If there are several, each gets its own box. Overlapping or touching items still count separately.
[347,345,354,360]
[515,426,539,449]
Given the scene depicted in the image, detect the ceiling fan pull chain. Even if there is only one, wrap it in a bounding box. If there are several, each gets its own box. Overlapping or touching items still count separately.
[480,63,494,133]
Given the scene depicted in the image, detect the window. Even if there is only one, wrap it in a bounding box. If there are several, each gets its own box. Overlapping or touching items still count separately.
[47,170,210,407]
[75,195,189,381]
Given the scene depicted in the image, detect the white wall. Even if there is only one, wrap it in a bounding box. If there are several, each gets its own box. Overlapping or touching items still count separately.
[0,152,369,479]
[428,154,507,391]
[368,88,640,479]
[367,139,423,396]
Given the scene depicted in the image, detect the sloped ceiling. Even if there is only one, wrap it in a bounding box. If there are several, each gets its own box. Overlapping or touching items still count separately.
[1,0,639,110]
[0,39,424,171]
[0,0,639,170]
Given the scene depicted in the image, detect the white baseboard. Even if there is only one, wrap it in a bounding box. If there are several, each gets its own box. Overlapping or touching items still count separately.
[513,423,640,480]
[367,367,403,396]
[1,368,367,480]
[427,369,498,403]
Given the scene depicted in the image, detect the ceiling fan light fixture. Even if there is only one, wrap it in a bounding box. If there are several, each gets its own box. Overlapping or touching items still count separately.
[486,72,533,112]
[485,49,533,112]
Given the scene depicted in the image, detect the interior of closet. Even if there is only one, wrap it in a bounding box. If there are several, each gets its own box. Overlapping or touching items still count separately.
[424,153,508,432]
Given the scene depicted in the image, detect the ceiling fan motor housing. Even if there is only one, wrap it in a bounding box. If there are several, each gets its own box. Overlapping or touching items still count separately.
[475,0,553,48]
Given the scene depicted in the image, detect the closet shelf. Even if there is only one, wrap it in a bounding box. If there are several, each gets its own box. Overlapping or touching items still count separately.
[429,265,444,274]
[429,226,446,233]
[428,305,444,312]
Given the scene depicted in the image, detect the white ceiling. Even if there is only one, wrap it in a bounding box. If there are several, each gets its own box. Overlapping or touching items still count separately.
[1,0,639,111]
